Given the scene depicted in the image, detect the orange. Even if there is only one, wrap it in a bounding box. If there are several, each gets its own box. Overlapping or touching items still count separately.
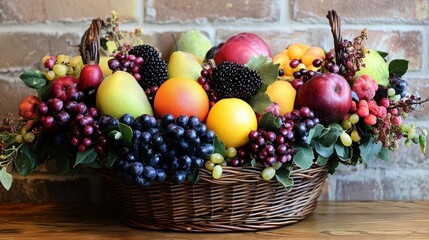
[154,77,209,121]
[205,98,257,148]
[266,80,296,115]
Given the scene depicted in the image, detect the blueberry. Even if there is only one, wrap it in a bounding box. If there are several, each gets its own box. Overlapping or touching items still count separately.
[140,114,153,129]
[180,155,192,170]
[118,147,129,157]
[195,123,207,136]
[170,156,180,170]
[188,115,200,128]
[156,169,166,182]
[185,129,198,142]
[173,170,187,184]
[133,117,143,130]
[132,130,142,143]
[198,143,214,158]
[135,176,150,188]
[173,126,185,139]
[141,132,152,143]
[151,133,164,146]
[178,139,190,151]
[147,127,158,135]
[129,162,144,176]
[108,117,119,126]
[162,114,175,128]
[191,156,204,168]
[176,115,189,128]
[149,154,161,167]
[120,113,134,125]
[158,143,168,154]
[126,153,137,162]
[143,166,157,180]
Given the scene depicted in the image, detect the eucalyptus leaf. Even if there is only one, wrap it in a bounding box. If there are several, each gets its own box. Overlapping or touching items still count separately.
[118,123,133,144]
[37,81,52,101]
[74,148,97,167]
[334,143,350,159]
[19,69,47,89]
[275,167,293,191]
[313,140,334,158]
[109,130,122,140]
[377,147,391,161]
[187,167,200,184]
[293,146,314,170]
[328,158,340,174]
[318,125,342,147]
[15,144,36,176]
[359,136,382,163]
[106,148,118,168]
[315,155,329,166]
[307,124,325,144]
[376,51,389,59]
[419,134,426,155]
[0,167,13,191]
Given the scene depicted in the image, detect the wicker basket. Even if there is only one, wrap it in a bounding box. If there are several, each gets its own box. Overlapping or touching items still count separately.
[96,164,328,232]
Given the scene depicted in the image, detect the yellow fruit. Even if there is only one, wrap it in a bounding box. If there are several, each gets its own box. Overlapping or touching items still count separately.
[96,71,153,118]
[266,80,297,115]
[167,51,202,80]
[287,43,304,60]
[206,98,257,148]
[354,49,389,86]
[99,56,113,76]
[301,47,324,66]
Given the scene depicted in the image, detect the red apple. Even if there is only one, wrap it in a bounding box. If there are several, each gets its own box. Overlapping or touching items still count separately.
[294,73,352,125]
[51,76,80,101]
[79,64,103,91]
[213,32,271,65]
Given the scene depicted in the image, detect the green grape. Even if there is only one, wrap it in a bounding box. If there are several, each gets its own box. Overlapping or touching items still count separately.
[390,94,401,102]
[387,88,396,97]
[70,56,83,68]
[53,64,67,77]
[272,161,282,170]
[342,119,352,130]
[349,113,359,124]
[350,130,361,142]
[340,131,352,147]
[15,134,23,143]
[226,147,237,158]
[407,127,417,139]
[261,167,276,180]
[46,70,56,81]
[205,160,215,171]
[221,160,227,166]
[210,153,224,164]
[23,132,35,143]
[212,165,222,179]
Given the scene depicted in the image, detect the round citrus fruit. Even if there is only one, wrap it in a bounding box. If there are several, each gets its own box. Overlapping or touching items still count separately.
[154,77,209,121]
[205,98,257,148]
[266,80,296,115]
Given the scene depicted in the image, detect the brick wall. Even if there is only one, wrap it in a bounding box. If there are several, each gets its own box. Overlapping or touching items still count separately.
[0,0,428,202]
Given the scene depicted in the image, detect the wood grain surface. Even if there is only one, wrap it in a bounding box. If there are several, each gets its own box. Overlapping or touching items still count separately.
[0,201,428,239]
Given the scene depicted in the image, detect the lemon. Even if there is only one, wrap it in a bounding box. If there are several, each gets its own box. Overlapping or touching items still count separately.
[205,98,257,148]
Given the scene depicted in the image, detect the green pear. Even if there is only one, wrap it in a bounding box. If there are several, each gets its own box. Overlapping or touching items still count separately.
[167,51,203,81]
[354,49,389,86]
[176,30,212,61]
[96,71,153,119]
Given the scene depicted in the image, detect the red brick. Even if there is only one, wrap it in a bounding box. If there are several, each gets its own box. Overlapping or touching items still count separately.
[292,0,429,23]
[0,78,36,118]
[145,0,279,23]
[0,0,137,23]
[0,32,80,71]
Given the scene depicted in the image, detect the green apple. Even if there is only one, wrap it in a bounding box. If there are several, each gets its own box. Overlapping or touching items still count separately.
[175,30,212,61]
[96,71,153,118]
[354,49,389,86]
[167,51,203,81]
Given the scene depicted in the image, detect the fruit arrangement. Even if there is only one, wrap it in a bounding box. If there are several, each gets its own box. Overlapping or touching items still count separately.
[0,10,427,192]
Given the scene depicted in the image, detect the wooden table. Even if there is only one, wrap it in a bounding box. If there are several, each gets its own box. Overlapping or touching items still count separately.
[0,201,428,239]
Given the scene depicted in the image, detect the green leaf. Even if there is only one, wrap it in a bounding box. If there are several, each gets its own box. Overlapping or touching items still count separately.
[74,148,97,167]
[258,111,282,131]
[247,92,272,114]
[419,134,426,155]
[118,123,133,144]
[0,132,15,143]
[334,143,350,159]
[19,69,47,89]
[359,136,383,163]
[55,157,71,174]
[318,124,343,147]
[0,167,13,191]
[105,148,118,168]
[275,167,293,191]
[37,81,52,101]
[315,155,329,166]
[313,140,334,158]
[328,158,340,174]
[389,59,409,77]
[250,157,257,167]
[187,167,200,184]
[245,55,279,87]
[15,144,36,176]
[293,146,314,170]
[377,51,389,59]
[213,136,227,157]
[307,124,325,144]
[377,147,391,161]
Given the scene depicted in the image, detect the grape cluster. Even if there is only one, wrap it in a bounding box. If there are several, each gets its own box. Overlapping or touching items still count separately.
[42,55,83,80]
[112,113,215,187]
[107,53,144,81]
[197,62,217,107]
[247,107,320,173]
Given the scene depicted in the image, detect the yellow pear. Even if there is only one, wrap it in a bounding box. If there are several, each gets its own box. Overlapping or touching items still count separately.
[167,51,203,81]
[96,71,153,119]
[99,56,113,77]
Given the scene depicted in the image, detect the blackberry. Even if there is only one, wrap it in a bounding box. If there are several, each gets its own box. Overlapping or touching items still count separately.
[211,62,262,100]
[129,45,168,90]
